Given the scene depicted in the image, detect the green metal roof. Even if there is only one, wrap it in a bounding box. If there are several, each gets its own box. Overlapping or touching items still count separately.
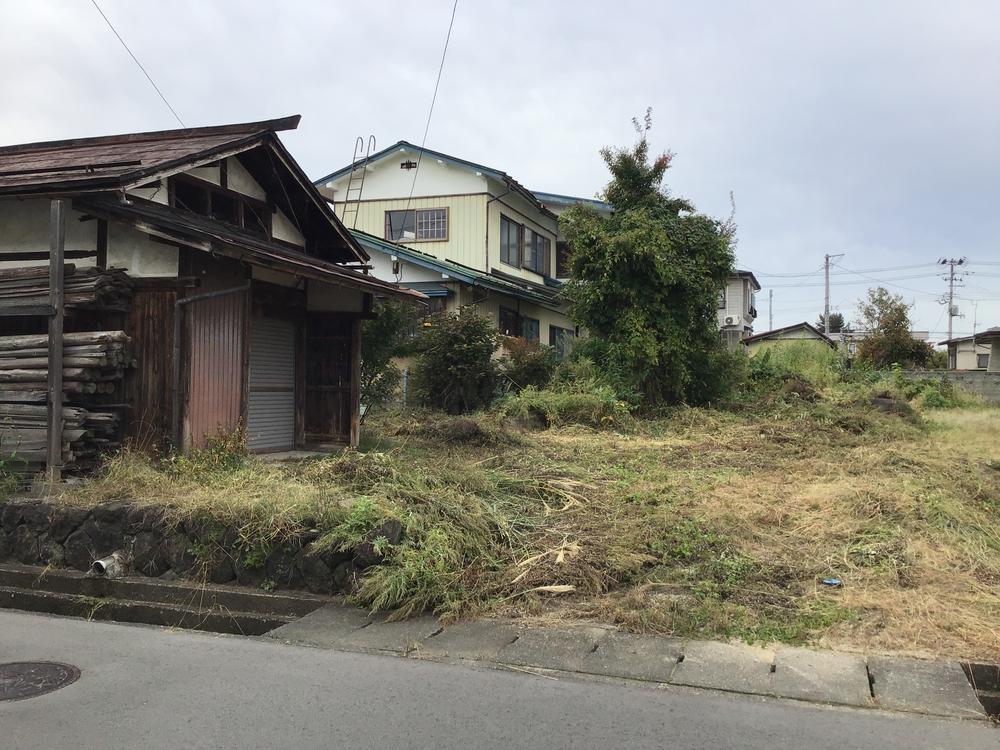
[350,230,563,307]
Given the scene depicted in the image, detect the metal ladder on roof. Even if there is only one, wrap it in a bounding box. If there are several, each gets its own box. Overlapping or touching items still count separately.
[338,135,376,229]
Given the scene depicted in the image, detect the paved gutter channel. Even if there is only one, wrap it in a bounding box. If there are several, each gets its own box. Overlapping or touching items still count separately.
[1,561,995,723]
[269,603,997,723]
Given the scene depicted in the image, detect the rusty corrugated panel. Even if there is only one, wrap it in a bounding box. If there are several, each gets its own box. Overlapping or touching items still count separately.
[184,291,246,450]
[123,288,178,451]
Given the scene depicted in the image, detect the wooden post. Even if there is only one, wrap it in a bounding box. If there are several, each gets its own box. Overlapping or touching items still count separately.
[349,317,361,448]
[46,199,66,483]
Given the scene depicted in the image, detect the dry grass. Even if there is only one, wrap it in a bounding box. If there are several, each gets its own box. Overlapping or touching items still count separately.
[46,402,1000,660]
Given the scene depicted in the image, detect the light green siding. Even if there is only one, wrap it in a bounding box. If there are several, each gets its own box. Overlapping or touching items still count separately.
[346,194,488,270]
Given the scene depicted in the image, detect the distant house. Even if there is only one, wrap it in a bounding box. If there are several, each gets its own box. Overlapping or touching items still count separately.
[0,116,421,470]
[315,142,576,353]
[718,270,761,348]
[743,322,836,356]
[939,331,995,370]
[838,329,931,362]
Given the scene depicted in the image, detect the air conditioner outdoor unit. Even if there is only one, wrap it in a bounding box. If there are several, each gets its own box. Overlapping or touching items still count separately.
[724,316,740,326]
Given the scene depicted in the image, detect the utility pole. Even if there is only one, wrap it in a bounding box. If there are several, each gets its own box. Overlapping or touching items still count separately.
[938,257,967,340]
[768,289,773,331]
[823,253,844,334]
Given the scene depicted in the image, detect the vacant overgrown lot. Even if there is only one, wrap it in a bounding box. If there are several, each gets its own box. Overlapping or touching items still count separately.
[49,388,1000,662]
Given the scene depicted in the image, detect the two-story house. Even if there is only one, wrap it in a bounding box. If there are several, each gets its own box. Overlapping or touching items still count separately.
[718,270,761,348]
[314,143,577,354]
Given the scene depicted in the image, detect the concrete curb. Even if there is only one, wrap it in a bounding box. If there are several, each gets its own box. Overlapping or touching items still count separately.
[267,605,993,722]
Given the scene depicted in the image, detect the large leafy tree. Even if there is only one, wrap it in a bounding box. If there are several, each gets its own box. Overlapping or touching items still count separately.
[854,287,933,368]
[560,112,736,405]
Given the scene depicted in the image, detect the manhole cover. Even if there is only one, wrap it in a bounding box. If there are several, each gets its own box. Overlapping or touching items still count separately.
[0,662,81,702]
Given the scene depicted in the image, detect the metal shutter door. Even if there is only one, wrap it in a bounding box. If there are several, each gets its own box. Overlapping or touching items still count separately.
[247,317,295,452]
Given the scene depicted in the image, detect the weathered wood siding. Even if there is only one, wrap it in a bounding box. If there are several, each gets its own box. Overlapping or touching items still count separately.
[123,286,178,450]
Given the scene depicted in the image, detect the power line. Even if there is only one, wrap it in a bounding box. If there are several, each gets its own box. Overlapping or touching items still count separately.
[765,273,942,289]
[404,0,459,212]
[90,0,185,128]
[752,262,939,278]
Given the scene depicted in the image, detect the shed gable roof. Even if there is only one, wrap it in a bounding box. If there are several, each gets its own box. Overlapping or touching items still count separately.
[0,115,368,265]
[743,321,836,347]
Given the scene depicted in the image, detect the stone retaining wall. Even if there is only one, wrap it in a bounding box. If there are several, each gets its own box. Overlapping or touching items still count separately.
[899,370,1000,403]
[0,498,401,595]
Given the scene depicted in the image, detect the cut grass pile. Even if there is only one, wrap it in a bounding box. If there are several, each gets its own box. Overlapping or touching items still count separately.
[49,398,1000,661]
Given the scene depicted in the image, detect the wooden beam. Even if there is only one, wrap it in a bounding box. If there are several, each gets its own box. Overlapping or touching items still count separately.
[96,219,108,269]
[0,305,56,317]
[0,250,97,262]
[46,199,66,483]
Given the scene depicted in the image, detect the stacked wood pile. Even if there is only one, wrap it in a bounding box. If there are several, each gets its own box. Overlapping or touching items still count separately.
[0,265,132,311]
[0,331,130,472]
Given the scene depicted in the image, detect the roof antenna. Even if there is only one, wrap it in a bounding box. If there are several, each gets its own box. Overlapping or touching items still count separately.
[339,135,376,228]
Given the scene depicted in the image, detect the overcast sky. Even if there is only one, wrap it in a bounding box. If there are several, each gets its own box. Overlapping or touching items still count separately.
[2,1,998,338]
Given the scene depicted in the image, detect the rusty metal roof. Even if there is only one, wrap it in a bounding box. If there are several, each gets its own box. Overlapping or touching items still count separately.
[0,115,300,197]
[75,194,426,302]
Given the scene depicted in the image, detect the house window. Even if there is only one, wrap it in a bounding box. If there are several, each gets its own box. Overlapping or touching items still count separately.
[977,353,989,369]
[416,208,447,240]
[499,305,521,337]
[549,325,574,357]
[718,288,727,309]
[523,317,540,343]
[522,229,550,275]
[384,209,448,242]
[500,216,521,267]
[949,348,957,369]
[556,241,572,278]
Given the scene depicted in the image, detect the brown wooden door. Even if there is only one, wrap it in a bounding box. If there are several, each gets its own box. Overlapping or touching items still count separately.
[303,316,356,446]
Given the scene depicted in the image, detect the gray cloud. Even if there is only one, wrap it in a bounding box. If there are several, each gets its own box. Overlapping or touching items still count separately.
[2,0,997,336]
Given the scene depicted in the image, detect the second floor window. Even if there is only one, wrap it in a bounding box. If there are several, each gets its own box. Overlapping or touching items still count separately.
[385,208,448,242]
[556,241,572,278]
[522,229,550,275]
[500,216,520,266]
[718,288,727,309]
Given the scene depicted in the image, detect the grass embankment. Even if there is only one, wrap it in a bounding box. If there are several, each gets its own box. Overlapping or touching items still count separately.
[52,389,1000,661]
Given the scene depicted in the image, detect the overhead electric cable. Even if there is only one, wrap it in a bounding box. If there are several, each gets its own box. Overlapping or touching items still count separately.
[404,0,459,213]
[90,0,185,127]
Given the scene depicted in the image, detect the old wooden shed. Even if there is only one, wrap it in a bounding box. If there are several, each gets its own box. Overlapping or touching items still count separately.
[0,115,422,472]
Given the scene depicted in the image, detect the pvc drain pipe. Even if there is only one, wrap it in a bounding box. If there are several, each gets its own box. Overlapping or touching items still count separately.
[92,552,124,578]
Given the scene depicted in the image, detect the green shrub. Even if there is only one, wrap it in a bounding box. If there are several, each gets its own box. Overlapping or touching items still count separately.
[409,308,500,414]
[497,358,633,429]
[360,300,421,420]
[498,337,559,392]
[754,342,843,389]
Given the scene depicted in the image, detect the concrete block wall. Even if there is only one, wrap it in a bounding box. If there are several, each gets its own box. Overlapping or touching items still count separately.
[900,371,1000,403]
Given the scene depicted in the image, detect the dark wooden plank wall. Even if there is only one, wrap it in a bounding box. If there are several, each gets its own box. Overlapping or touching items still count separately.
[123,286,177,451]
[304,315,354,446]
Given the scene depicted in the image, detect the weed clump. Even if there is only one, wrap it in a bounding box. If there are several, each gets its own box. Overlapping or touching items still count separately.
[497,358,633,430]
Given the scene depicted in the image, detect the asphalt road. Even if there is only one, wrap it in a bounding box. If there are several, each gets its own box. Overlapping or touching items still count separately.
[0,610,995,750]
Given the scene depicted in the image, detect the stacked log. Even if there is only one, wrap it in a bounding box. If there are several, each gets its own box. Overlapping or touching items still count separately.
[0,331,130,473]
[0,265,133,310]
